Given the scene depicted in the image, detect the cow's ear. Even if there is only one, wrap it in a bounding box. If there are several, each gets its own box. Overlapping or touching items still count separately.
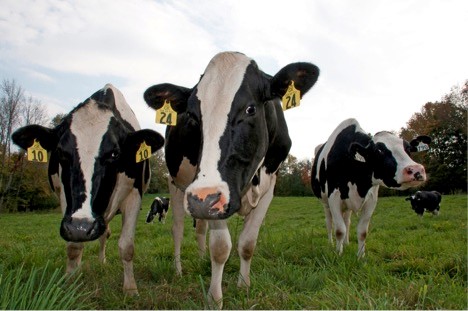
[123,129,165,158]
[144,83,192,113]
[11,125,59,151]
[349,141,373,163]
[269,62,320,99]
[409,135,431,152]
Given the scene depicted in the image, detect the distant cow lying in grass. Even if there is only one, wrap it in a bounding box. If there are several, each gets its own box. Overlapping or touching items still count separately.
[406,190,441,216]
[11,84,164,295]
[146,197,170,224]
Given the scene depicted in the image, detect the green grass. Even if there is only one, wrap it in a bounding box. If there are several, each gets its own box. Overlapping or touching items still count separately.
[0,263,94,310]
[0,194,466,309]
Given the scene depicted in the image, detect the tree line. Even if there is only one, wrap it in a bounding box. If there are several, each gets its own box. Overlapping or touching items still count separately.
[0,79,466,212]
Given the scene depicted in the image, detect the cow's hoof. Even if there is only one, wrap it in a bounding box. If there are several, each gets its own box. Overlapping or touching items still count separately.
[124,288,139,296]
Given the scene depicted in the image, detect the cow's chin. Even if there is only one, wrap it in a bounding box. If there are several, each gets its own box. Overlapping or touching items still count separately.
[394,180,425,191]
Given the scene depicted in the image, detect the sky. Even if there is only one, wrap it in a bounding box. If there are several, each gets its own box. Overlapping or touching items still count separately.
[1,0,467,160]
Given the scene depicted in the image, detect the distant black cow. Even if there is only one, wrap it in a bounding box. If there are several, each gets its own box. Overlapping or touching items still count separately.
[406,191,441,216]
[311,118,431,258]
[146,197,170,223]
[12,84,164,295]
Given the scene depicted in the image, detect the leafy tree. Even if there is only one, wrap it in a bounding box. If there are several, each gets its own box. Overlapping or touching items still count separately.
[50,113,67,127]
[400,80,467,194]
[147,149,169,194]
[0,79,55,212]
[275,155,313,196]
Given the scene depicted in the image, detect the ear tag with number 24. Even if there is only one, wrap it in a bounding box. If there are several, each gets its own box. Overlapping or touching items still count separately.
[156,100,177,126]
[136,141,151,163]
[27,139,48,163]
[416,142,429,152]
[282,81,301,111]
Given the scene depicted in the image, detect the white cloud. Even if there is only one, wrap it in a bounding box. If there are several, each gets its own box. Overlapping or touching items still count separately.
[1,0,467,160]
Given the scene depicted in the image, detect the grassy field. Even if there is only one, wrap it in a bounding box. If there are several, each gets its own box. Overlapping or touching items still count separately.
[0,194,466,309]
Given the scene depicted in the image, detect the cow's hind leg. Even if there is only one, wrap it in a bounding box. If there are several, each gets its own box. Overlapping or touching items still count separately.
[98,225,111,263]
[66,242,84,273]
[119,190,141,296]
[207,220,232,310]
[329,191,346,255]
[195,219,208,257]
[323,204,334,245]
[170,184,185,276]
[343,209,352,245]
[356,186,378,258]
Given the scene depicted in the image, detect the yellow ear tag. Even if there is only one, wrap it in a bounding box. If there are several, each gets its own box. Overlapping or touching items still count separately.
[156,100,177,126]
[282,81,301,111]
[27,139,48,163]
[136,141,151,163]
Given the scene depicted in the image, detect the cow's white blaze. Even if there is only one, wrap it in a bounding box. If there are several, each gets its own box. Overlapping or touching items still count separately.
[187,52,251,198]
[70,102,113,220]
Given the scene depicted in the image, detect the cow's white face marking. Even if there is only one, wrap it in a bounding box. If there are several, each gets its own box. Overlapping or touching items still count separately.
[69,102,113,220]
[186,53,251,199]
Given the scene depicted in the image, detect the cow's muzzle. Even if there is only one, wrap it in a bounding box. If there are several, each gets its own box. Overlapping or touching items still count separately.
[186,188,232,220]
[60,215,106,242]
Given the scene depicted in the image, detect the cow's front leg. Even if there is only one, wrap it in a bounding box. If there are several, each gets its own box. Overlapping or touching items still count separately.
[119,190,140,296]
[208,220,232,310]
[66,242,84,273]
[237,187,272,289]
[170,185,185,276]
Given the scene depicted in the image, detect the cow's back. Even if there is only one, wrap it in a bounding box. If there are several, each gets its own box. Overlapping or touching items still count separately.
[312,118,372,200]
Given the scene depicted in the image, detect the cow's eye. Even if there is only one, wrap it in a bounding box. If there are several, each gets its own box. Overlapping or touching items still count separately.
[375,149,384,157]
[105,150,120,164]
[245,105,256,116]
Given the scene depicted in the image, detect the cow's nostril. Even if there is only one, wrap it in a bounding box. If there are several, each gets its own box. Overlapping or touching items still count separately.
[414,172,422,180]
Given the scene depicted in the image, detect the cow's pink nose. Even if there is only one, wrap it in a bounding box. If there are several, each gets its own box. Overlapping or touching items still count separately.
[186,187,228,219]
[404,164,426,181]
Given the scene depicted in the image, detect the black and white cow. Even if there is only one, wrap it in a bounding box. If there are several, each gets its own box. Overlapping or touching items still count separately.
[144,51,319,307]
[11,84,164,295]
[146,196,170,223]
[311,118,430,258]
[406,190,441,216]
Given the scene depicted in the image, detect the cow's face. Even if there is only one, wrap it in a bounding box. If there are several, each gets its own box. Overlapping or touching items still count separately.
[351,132,429,190]
[145,52,319,219]
[12,87,164,242]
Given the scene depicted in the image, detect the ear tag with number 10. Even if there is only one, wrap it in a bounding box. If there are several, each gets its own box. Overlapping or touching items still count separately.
[282,81,301,111]
[156,100,177,126]
[136,141,151,163]
[27,139,47,163]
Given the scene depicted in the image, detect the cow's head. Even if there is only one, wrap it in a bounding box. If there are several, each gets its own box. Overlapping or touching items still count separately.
[144,52,319,219]
[12,85,164,242]
[350,132,430,190]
